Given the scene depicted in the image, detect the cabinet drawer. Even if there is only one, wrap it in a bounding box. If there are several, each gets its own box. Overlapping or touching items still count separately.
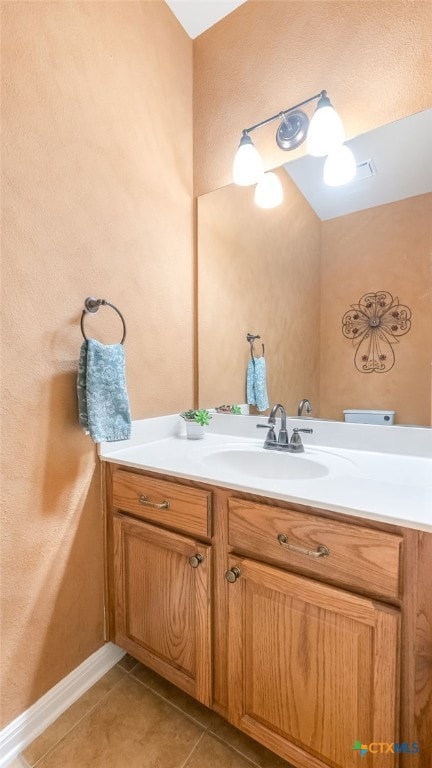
[113,470,211,538]
[228,498,402,599]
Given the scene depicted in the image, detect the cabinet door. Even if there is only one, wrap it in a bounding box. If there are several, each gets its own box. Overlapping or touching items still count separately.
[226,556,400,768]
[113,513,212,705]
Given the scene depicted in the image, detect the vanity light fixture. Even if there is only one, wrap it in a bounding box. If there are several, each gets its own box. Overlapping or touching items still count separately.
[306,91,345,157]
[233,89,356,201]
[233,134,264,186]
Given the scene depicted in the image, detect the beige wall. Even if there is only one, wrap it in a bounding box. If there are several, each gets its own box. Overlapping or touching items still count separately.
[1,1,193,726]
[194,0,432,196]
[320,194,432,425]
[198,169,321,413]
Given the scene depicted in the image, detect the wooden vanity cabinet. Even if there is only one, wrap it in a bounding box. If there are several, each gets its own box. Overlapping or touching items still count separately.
[105,464,432,768]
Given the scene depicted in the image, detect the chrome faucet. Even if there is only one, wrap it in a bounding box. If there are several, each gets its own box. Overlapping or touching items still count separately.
[256,403,288,449]
[257,404,313,452]
[269,403,289,446]
[298,398,312,417]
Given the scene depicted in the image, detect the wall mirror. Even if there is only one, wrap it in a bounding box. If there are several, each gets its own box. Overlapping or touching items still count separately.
[197,109,432,427]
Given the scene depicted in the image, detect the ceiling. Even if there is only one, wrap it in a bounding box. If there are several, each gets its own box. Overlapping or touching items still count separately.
[165,0,247,39]
[284,109,432,221]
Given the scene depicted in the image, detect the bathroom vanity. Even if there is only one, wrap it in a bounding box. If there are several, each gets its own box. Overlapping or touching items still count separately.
[101,415,432,768]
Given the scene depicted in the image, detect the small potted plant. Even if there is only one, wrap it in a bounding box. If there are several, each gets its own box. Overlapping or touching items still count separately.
[180,409,212,439]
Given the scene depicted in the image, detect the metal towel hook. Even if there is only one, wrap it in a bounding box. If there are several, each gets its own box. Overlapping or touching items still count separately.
[80,297,127,344]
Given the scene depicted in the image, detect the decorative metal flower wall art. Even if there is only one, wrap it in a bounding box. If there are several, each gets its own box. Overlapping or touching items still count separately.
[342,291,412,373]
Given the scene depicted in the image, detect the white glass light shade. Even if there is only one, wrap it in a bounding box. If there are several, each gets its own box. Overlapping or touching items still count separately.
[323,144,356,186]
[307,105,345,157]
[254,172,283,209]
[232,136,264,186]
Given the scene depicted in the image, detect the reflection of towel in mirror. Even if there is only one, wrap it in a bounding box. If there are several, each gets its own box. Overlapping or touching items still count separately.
[246,356,269,412]
[77,339,131,443]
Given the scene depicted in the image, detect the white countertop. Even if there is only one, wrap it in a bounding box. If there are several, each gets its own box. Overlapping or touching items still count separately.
[99,414,432,532]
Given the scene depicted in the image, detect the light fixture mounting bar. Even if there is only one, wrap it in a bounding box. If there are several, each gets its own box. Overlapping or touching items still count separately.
[242,90,325,136]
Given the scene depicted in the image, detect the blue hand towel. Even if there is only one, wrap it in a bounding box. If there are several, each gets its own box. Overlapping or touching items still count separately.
[246,356,269,412]
[77,339,131,443]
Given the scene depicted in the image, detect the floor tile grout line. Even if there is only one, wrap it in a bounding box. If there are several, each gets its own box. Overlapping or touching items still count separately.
[128,671,290,767]
[127,671,293,767]
[207,728,293,768]
[128,671,211,730]
[178,730,206,768]
[30,670,130,767]
[206,731,268,768]
[119,660,141,675]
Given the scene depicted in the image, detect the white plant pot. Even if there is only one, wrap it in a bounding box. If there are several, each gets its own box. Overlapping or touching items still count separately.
[185,421,206,440]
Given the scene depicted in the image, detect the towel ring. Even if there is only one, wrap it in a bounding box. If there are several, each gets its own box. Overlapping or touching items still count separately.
[80,297,127,344]
[246,332,264,359]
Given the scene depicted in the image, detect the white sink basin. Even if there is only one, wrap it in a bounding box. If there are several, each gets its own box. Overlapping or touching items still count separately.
[201,447,329,480]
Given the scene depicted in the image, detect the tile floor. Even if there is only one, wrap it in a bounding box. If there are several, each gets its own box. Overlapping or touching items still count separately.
[14,655,293,768]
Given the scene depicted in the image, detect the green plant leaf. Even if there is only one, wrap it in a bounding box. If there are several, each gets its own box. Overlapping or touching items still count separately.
[194,409,212,426]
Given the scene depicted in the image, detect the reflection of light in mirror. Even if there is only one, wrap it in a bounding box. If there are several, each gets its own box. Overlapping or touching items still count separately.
[254,172,283,208]
[323,144,357,186]
[232,135,263,186]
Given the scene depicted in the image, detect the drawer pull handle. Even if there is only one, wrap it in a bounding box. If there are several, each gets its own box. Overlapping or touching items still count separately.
[277,533,329,559]
[189,553,204,568]
[138,494,170,510]
[225,566,241,583]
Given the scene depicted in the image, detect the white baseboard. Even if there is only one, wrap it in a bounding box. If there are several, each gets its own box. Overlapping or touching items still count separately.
[0,642,125,768]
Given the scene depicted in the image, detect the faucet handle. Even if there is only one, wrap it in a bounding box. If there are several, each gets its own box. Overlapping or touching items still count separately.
[257,423,277,446]
[289,427,313,452]
[257,423,276,433]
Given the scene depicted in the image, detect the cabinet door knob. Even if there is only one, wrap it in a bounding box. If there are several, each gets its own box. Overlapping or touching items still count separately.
[225,566,241,583]
[189,553,204,568]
